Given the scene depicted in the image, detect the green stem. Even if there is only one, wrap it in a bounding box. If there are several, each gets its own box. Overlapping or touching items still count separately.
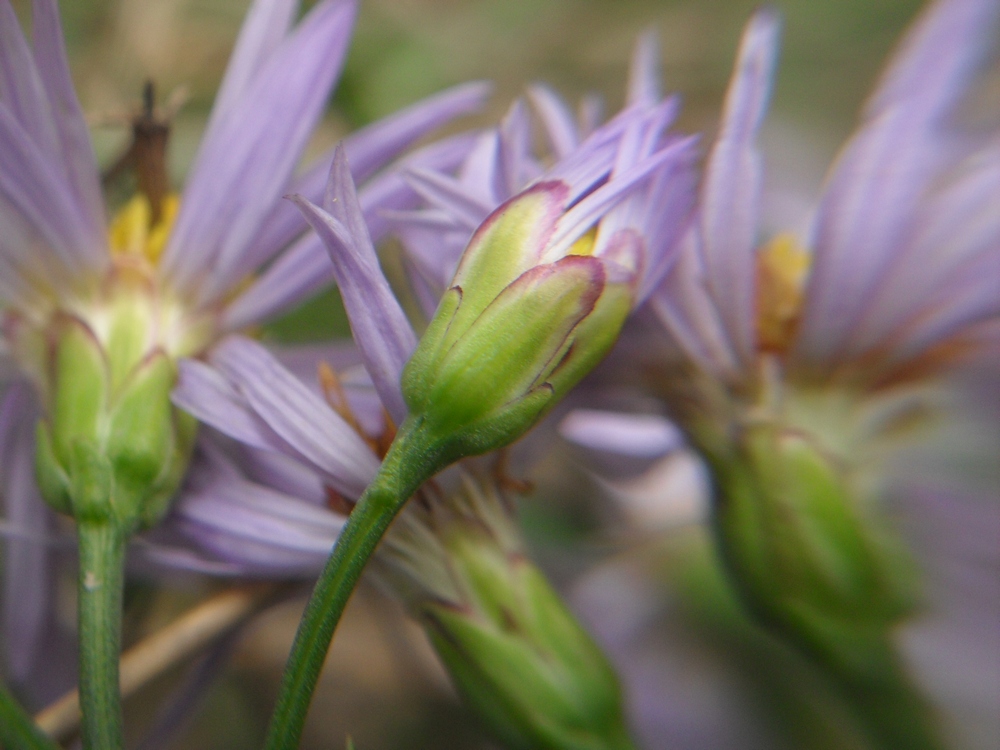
[824,638,942,750]
[77,521,126,750]
[263,417,440,750]
[0,684,60,750]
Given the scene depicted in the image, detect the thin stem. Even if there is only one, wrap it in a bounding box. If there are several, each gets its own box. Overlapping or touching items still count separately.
[0,684,59,750]
[263,418,439,750]
[36,584,278,741]
[77,521,127,750]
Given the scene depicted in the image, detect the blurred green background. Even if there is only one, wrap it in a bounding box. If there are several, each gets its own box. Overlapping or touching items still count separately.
[11,0,977,748]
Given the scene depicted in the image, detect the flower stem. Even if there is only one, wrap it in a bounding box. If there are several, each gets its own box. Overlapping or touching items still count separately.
[0,684,59,750]
[263,417,439,750]
[77,521,126,750]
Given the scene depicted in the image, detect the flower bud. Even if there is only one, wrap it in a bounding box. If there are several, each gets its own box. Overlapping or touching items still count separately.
[707,422,917,672]
[401,184,632,463]
[376,474,635,750]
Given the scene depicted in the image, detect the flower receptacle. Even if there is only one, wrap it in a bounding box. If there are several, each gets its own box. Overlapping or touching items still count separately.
[34,312,196,532]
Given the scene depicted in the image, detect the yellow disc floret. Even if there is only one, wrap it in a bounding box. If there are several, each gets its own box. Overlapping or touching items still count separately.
[109,193,180,266]
[567,227,598,257]
[756,232,810,352]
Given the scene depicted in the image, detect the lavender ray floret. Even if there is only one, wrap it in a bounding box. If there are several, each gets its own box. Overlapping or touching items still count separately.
[697,8,780,370]
[290,148,417,424]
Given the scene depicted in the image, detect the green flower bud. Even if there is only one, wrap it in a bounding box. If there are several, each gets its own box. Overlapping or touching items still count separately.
[376,474,635,750]
[401,184,632,464]
[34,307,197,533]
[706,422,917,676]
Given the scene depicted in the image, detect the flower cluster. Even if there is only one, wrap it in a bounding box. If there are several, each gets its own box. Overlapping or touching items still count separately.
[0,0,996,749]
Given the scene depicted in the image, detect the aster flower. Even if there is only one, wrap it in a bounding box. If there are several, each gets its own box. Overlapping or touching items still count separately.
[0,0,488,741]
[564,1,998,748]
[391,31,694,313]
[0,0,488,528]
[161,36,697,745]
[161,28,698,575]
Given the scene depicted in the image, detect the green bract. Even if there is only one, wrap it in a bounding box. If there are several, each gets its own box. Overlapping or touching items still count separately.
[402,184,631,462]
[34,308,196,532]
[425,561,632,750]
[381,475,635,750]
[707,422,916,672]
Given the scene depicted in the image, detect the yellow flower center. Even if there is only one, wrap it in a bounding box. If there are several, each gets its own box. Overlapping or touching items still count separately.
[567,228,597,257]
[109,193,180,267]
[756,232,810,352]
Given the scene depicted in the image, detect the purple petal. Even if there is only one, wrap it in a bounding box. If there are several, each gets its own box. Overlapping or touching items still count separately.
[228,81,490,283]
[886,252,1000,369]
[578,94,604,138]
[609,152,698,303]
[219,234,335,333]
[321,81,491,189]
[794,113,947,368]
[0,105,104,275]
[290,146,417,424]
[405,166,494,230]
[698,8,780,368]
[0,1,61,175]
[30,0,106,236]
[626,29,661,107]
[848,143,1000,358]
[203,0,297,128]
[237,445,327,507]
[496,98,539,197]
[0,383,51,680]
[172,471,342,577]
[0,198,62,304]
[544,135,697,264]
[863,0,999,124]
[651,232,742,379]
[360,131,480,241]
[528,84,580,159]
[559,408,682,458]
[162,0,356,298]
[173,358,294,456]
[220,133,479,330]
[458,130,503,207]
[794,0,996,368]
[210,336,380,498]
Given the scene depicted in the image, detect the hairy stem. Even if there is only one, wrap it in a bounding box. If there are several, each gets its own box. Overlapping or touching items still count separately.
[263,418,439,750]
[77,521,126,750]
[37,584,278,741]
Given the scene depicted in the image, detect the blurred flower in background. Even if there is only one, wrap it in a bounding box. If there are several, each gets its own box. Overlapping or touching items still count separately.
[564,0,999,748]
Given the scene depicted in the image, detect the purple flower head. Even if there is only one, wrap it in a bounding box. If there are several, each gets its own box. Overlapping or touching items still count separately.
[146,30,700,576]
[0,0,490,379]
[655,0,999,389]
[0,0,488,680]
[567,4,1000,745]
[285,36,700,468]
[387,41,699,316]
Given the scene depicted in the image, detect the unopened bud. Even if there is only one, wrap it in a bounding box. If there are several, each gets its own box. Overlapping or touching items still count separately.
[709,422,916,671]
[377,474,635,750]
[402,184,631,463]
